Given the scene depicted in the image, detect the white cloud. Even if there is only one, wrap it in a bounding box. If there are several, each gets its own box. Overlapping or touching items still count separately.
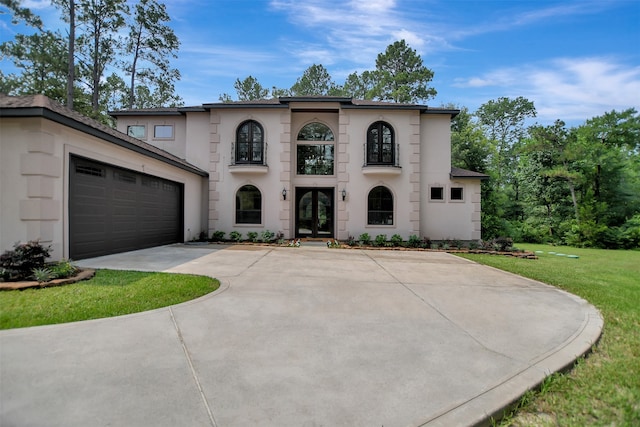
[454,57,640,123]
[268,0,437,69]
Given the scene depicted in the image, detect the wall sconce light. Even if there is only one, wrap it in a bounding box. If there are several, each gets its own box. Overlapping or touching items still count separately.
[341,188,347,201]
[282,188,287,200]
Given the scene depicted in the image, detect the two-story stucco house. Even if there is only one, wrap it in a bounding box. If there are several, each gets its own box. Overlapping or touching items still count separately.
[0,94,486,261]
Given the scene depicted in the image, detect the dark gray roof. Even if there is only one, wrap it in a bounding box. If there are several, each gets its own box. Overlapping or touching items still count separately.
[0,94,208,177]
[110,97,459,117]
[450,167,490,179]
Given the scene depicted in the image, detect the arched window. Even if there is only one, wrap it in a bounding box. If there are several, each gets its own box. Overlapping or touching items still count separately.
[297,122,334,141]
[236,185,261,224]
[296,122,335,175]
[366,121,395,165]
[368,186,394,225]
[236,120,264,164]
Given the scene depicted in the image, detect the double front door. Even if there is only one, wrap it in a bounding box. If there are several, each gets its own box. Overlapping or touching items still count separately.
[296,188,334,238]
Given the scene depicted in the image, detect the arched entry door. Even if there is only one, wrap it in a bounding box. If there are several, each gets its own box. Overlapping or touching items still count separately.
[296,188,334,238]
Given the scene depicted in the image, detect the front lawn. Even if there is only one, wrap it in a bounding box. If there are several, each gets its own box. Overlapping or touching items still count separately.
[457,244,640,426]
[0,269,219,329]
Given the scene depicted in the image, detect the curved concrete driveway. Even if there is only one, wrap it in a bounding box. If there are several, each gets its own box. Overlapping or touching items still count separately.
[1,245,602,427]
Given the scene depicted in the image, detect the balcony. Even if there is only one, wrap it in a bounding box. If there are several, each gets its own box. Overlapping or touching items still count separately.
[362,143,401,175]
[229,142,269,174]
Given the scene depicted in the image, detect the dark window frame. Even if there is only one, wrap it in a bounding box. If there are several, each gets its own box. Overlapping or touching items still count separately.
[367,186,394,225]
[450,187,464,201]
[430,186,444,201]
[366,121,395,165]
[236,184,262,224]
[235,120,264,165]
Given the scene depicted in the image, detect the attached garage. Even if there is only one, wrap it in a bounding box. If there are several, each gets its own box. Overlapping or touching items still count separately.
[69,156,183,259]
[0,94,208,262]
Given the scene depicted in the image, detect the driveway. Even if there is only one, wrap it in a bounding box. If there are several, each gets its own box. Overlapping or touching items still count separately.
[0,245,602,427]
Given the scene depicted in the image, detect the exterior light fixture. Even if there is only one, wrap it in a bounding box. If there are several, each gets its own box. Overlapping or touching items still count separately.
[341,188,347,201]
[282,188,287,200]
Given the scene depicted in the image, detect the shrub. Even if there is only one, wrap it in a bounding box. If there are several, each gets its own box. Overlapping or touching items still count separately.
[247,231,259,242]
[422,237,432,249]
[261,230,275,242]
[390,234,403,247]
[359,233,371,245]
[32,267,54,283]
[408,235,421,248]
[49,259,79,279]
[620,214,640,249]
[374,234,387,247]
[0,240,51,281]
[211,231,226,242]
[347,235,357,246]
[485,236,513,251]
[229,231,242,242]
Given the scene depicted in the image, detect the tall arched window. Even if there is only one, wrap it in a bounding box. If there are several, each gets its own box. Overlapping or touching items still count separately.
[366,121,395,165]
[236,120,264,164]
[296,122,335,175]
[368,186,394,225]
[236,185,262,224]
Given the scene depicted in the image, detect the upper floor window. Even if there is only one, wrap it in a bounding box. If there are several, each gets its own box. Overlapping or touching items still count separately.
[127,125,146,139]
[451,187,464,201]
[367,121,395,165]
[297,122,334,141]
[296,122,335,175]
[430,186,444,201]
[236,120,264,164]
[236,185,261,224]
[154,124,173,139]
[368,186,394,225]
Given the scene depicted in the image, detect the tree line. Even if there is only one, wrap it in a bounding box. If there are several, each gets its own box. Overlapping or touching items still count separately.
[452,99,640,249]
[2,2,638,248]
[219,39,436,103]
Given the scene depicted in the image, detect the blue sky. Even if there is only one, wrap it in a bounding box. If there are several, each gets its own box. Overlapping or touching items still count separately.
[2,0,639,125]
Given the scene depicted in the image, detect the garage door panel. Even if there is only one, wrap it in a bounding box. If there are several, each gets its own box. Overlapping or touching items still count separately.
[70,156,183,260]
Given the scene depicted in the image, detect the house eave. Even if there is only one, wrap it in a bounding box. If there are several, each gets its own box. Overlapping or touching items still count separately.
[1,106,208,178]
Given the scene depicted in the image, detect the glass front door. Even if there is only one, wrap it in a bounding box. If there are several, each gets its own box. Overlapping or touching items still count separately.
[296,188,334,238]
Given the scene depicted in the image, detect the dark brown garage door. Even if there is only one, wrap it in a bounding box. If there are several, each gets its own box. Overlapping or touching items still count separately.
[69,156,183,260]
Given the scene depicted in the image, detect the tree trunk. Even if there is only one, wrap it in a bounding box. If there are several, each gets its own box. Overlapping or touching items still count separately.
[568,181,579,221]
[66,0,75,109]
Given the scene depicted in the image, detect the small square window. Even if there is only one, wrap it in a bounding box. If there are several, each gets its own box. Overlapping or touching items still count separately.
[430,187,444,200]
[154,124,173,139]
[451,187,463,200]
[127,125,146,139]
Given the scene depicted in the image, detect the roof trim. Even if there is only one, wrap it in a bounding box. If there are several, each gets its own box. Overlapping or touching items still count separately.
[202,102,288,109]
[450,167,490,180]
[109,109,184,116]
[1,102,208,177]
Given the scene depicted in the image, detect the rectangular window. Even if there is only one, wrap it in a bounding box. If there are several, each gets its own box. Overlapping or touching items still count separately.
[297,144,334,175]
[154,124,173,139]
[430,186,444,200]
[127,125,146,139]
[451,187,463,201]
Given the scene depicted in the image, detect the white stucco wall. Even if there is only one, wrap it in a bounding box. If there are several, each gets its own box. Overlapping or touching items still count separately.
[0,116,206,260]
[338,109,421,240]
[207,108,289,238]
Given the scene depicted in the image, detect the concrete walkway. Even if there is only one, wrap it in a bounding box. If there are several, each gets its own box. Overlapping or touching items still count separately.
[0,245,602,427]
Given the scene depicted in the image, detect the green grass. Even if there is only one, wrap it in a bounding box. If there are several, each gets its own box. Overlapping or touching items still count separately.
[457,244,640,426]
[0,270,219,329]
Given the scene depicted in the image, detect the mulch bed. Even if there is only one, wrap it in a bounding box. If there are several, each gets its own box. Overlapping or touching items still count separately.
[0,269,96,291]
